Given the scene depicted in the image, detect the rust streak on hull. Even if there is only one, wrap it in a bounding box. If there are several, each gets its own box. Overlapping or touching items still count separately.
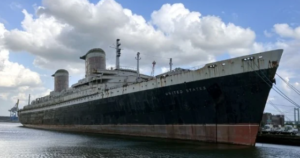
[24,124,259,146]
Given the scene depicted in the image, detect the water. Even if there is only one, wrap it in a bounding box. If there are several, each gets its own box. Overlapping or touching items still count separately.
[0,123,299,158]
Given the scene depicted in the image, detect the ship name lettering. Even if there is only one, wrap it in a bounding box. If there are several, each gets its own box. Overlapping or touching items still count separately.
[167,86,205,95]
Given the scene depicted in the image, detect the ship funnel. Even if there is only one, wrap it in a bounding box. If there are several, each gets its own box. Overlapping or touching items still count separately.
[80,48,106,77]
[52,69,69,92]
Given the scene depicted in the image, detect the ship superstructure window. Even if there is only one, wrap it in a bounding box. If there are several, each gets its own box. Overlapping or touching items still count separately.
[242,56,254,61]
[208,64,217,68]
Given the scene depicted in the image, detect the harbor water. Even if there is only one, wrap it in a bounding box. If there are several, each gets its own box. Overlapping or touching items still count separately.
[0,122,299,158]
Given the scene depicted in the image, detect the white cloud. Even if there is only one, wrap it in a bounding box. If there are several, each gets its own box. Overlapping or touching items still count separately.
[0,23,49,116]
[1,23,41,88]
[161,67,169,73]
[3,0,256,74]
[231,13,238,20]
[273,23,300,39]
[18,86,29,92]
[10,2,22,10]
[0,49,41,87]
[0,93,9,100]
[0,17,8,25]
[252,23,300,119]
[264,30,272,38]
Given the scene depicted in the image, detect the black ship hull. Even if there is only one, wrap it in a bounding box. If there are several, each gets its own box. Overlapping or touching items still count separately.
[19,68,276,146]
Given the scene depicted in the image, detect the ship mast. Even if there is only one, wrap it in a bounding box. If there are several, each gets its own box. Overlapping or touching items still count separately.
[151,61,156,77]
[28,94,31,105]
[169,58,173,71]
[115,39,121,69]
[135,52,141,77]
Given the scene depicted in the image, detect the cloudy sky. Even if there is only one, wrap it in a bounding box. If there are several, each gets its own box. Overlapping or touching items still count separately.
[0,0,299,119]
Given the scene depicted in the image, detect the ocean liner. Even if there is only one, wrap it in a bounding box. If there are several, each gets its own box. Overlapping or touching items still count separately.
[18,39,283,146]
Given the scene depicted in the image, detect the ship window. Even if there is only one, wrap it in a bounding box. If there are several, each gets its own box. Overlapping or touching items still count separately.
[259,56,263,58]
[222,63,226,66]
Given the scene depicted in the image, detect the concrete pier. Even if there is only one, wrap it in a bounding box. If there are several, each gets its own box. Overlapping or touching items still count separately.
[0,116,19,122]
[256,133,300,146]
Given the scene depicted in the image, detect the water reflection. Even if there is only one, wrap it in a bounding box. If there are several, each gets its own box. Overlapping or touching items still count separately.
[0,123,299,158]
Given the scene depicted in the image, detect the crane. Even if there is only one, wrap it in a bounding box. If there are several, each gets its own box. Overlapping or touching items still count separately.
[9,99,19,121]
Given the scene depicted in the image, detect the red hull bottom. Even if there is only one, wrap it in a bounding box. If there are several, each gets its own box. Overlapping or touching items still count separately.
[24,124,259,146]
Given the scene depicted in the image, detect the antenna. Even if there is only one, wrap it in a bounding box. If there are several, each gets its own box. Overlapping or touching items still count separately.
[169,58,173,71]
[135,52,141,77]
[151,61,156,77]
